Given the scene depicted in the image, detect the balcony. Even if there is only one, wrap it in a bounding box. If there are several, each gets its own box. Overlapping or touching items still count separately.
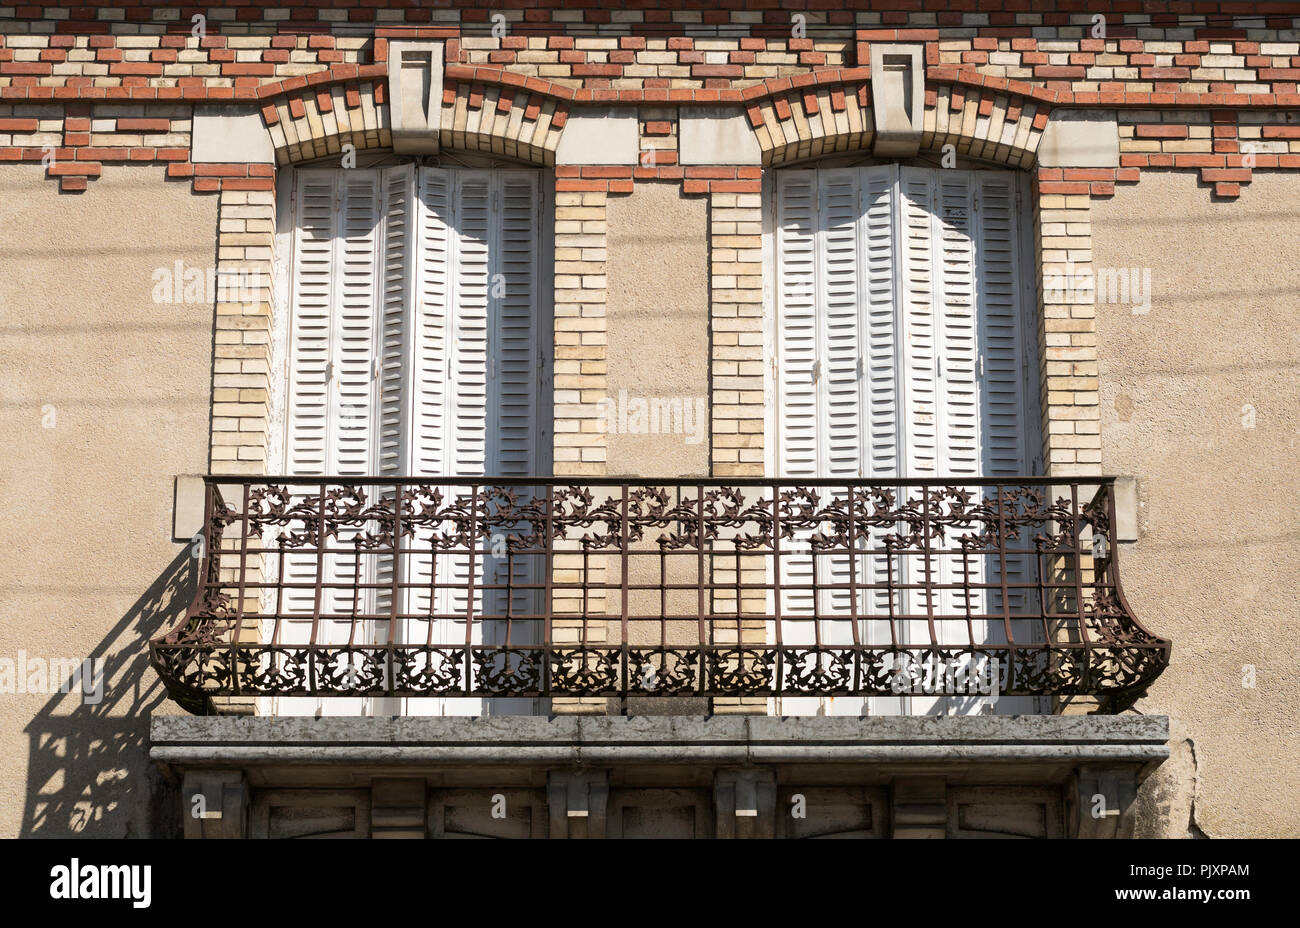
[151,477,1170,714]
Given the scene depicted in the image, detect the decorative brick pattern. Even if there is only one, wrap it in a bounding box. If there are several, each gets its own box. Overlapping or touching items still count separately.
[0,101,190,191]
[262,75,390,165]
[923,84,1049,170]
[210,187,277,475]
[1033,179,1100,477]
[552,188,610,477]
[1119,109,1300,197]
[441,76,568,165]
[3,10,1300,107]
[746,73,873,165]
[709,192,764,478]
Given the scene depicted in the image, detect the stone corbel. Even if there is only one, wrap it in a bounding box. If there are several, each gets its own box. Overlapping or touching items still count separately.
[181,769,248,838]
[1070,766,1138,838]
[547,769,609,838]
[371,778,428,838]
[715,768,777,838]
[890,775,947,838]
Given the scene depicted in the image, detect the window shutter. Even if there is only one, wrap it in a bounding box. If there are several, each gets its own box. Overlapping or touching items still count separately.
[900,168,979,676]
[490,171,542,479]
[450,172,491,478]
[283,169,384,716]
[378,164,415,478]
[974,172,1032,620]
[774,170,819,622]
[285,170,384,621]
[774,164,1036,716]
[285,172,336,480]
[489,171,543,623]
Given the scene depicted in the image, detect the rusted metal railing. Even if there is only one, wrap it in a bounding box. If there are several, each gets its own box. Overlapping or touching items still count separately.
[150,476,1170,713]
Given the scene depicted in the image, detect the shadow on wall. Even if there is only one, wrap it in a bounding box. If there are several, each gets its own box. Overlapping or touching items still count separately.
[20,548,195,837]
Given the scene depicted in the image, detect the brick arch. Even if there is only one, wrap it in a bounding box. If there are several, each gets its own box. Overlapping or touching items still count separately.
[438,80,569,167]
[746,79,1051,169]
[257,69,567,167]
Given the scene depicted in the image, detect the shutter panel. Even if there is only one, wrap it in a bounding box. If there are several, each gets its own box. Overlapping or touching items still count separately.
[441,171,491,638]
[490,171,541,480]
[489,171,543,626]
[333,170,382,477]
[774,170,819,624]
[286,172,336,479]
[898,169,940,482]
[974,173,1032,623]
[284,172,337,627]
[451,172,491,477]
[897,169,941,666]
[284,170,383,623]
[900,168,979,714]
[404,167,453,643]
[372,165,414,640]
[858,169,904,680]
[378,164,415,479]
[329,170,383,648]
[282,169,384,717]
[817,168,865,641]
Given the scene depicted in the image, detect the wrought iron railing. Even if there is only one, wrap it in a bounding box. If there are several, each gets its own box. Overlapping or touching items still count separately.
[151,476,1170,713]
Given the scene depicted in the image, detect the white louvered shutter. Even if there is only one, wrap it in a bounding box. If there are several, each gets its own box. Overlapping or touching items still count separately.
[773,169,819,627]
[285,170,383,625]
[815,169,865,708]
[773,166,901,716]
[372,165,414,700]
[281,165,546,718]
[774,165,1035,717]
[403,167,544,716]
[489,171,543,625]
[282,169,384,717]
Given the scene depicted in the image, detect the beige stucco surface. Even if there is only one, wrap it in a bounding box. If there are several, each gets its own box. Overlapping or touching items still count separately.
[0,165,216,836]
[605,181,710,479]
[604,184,711,708]
[1091,170,1300,838]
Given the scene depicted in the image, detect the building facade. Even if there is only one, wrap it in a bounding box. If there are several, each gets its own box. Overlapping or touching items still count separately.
[1,1,1297,838]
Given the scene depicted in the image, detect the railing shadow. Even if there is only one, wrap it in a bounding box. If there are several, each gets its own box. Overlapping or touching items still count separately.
[20,547,195,837]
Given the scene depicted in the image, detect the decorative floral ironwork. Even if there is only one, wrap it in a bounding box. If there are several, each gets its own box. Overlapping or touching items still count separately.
[150,477,1171,713]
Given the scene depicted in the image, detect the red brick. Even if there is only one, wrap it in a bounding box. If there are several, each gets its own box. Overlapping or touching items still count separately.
[110,62,163,77]
[116,117,171,132]
[1200,168,1252,182]
[1134,124,1188,139]
[48,161,101,177]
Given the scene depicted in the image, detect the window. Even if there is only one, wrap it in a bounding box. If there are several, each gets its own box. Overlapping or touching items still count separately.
[274,162,550,716]
[767,163,1042,716]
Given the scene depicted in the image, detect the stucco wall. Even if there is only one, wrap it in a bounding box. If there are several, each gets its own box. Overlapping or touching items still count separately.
[604,183,711,711]
[605,182,710,478]
[1091,171,1300,838]
[0,165,217,837]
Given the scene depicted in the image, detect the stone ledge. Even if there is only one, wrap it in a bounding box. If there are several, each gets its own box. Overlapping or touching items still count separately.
[151,714,1169,772]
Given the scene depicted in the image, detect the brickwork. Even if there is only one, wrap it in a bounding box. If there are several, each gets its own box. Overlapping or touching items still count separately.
[1034,180,1100,477]
[210,185,276,474]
